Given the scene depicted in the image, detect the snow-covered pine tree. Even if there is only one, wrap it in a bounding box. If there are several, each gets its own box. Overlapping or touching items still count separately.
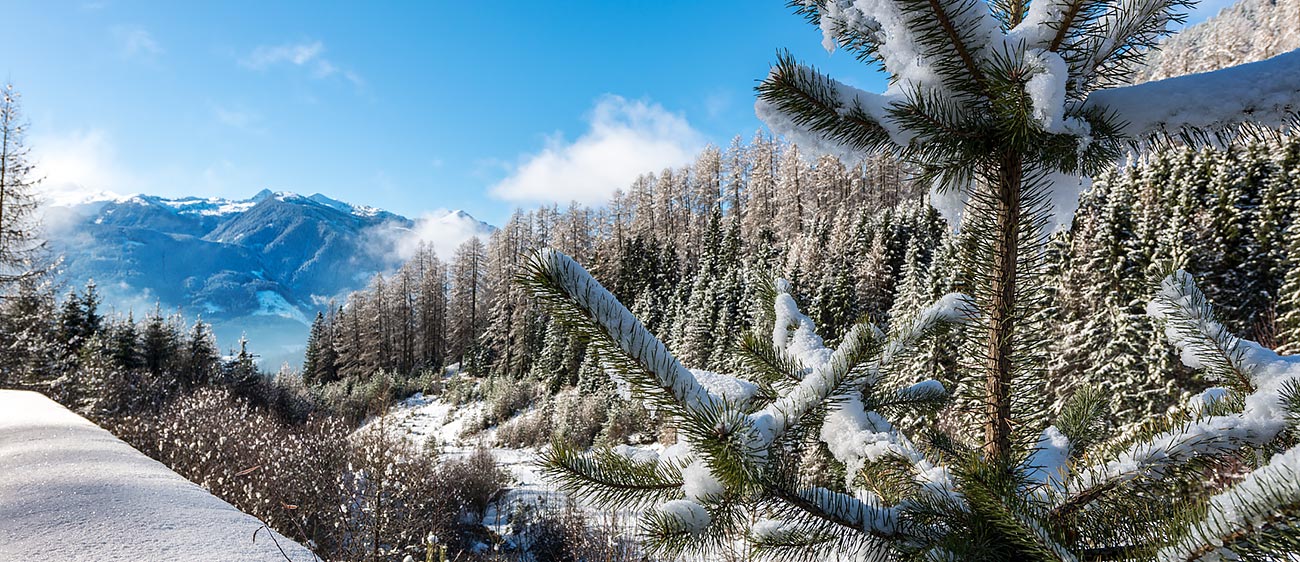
[522,1,1300,559]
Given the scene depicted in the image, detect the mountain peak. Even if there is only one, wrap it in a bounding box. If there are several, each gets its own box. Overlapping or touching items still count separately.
[250,189,278,202]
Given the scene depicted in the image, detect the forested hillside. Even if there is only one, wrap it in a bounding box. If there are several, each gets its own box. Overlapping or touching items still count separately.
[1135,0,1300,82]
[303,132,1300,437]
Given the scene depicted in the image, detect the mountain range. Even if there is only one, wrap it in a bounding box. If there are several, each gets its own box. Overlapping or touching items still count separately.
[44,189,493,368]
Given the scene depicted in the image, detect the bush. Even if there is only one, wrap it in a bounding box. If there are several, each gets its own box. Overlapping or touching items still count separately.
[495,408,551,448]
[504,499,647,562]
[106,387,511,561]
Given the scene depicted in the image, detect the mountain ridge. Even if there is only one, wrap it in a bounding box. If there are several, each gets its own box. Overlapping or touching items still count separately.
[44,190,493,367]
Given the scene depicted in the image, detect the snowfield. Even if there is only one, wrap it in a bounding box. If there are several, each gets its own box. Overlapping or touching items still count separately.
[0,390,316,562]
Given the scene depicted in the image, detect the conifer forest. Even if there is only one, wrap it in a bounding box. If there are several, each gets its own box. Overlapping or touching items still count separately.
[2,1,1300,561]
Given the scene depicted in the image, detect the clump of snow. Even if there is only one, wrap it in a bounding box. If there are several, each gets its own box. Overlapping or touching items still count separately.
[1025,50,1071,133]
[1024,426,1071,487]
[655,500,711,535]
[0,390,314,562]
[679,459,725,503]
[772,278,833,372]
[902,379,946,397]
[1189,386,1229,413]
[689,369,760,405]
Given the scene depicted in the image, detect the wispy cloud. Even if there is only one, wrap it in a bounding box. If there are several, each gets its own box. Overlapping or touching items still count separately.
[489,95,707,205]
[212,105,264,133]
[240,40,362,86]
[112,25,162,61]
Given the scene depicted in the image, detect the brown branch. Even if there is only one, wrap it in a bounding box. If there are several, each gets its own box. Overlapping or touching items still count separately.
[1048,0,1088,53]
[926,0,989,92]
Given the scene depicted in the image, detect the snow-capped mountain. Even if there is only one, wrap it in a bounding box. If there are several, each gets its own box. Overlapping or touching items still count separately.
[44,189,493,367]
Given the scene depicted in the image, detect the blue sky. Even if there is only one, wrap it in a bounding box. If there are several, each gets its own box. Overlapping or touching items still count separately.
[5,1,1226,227]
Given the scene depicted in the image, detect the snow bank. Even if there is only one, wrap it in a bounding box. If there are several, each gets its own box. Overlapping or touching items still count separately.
[0,390,315,562]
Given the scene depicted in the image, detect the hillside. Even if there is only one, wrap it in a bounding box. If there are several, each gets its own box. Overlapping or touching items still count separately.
[1135,0,1300,82]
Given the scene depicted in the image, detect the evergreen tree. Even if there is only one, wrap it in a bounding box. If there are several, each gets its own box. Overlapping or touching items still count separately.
[224,335,260,392]
[303,311,327,384]
[523,2,1300,559]
[141,306,179,378]
[0,84,45,286]
[180,318,219,389]
[108,313,143,372]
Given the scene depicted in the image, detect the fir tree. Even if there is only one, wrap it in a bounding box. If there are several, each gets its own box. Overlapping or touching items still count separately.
[303,311,330,384]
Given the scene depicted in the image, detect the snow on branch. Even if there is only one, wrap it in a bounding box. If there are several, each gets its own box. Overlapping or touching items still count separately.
[1085,48,1300,141]
[751,320,880,446]
[1060,271,1299,514]
[1156,444,1300,561]
[526,250,722,413]
[820,294,971,502]
[756,53,901,159]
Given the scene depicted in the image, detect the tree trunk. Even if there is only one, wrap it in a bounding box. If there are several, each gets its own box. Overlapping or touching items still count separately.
[984,153,1022,461]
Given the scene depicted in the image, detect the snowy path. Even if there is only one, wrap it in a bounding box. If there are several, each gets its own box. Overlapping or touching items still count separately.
[0,390,316,562]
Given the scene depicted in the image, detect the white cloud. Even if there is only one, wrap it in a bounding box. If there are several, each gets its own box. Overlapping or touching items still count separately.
[112,25,162,60]
[241,40,363,86]
[30,129,132,206]
[393,209,494,261]
[489,95,707,205]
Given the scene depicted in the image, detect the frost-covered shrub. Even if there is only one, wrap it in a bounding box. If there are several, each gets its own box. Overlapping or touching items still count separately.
[496,408,552,448]
[440,447,512,520]
[315,370,429,424]
[504,498,647,562]
[599,396,656,446]
[549,391,608,448]
[108,387,511,561]
[493,390,608,448]
[107,387,349,552]
[485,377,544,425]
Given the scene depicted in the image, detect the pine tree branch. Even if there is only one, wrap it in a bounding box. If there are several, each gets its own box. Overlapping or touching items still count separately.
[1157,444,1300,561]
[537,442,688,510]
[757,51,896,154]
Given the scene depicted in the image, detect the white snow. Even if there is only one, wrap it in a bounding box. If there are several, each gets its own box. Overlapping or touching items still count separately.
[655,499,711,535]
[1025,426,1071,488]
[0,390,315,562]
[254,290,310,325]
[1157,444,1300,561]
[690,368,760,405]
[1086,48,1300,140]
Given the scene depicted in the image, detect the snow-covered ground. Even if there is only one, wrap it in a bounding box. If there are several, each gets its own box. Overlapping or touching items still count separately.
[0,390,316,562]
[371,391,651,539]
